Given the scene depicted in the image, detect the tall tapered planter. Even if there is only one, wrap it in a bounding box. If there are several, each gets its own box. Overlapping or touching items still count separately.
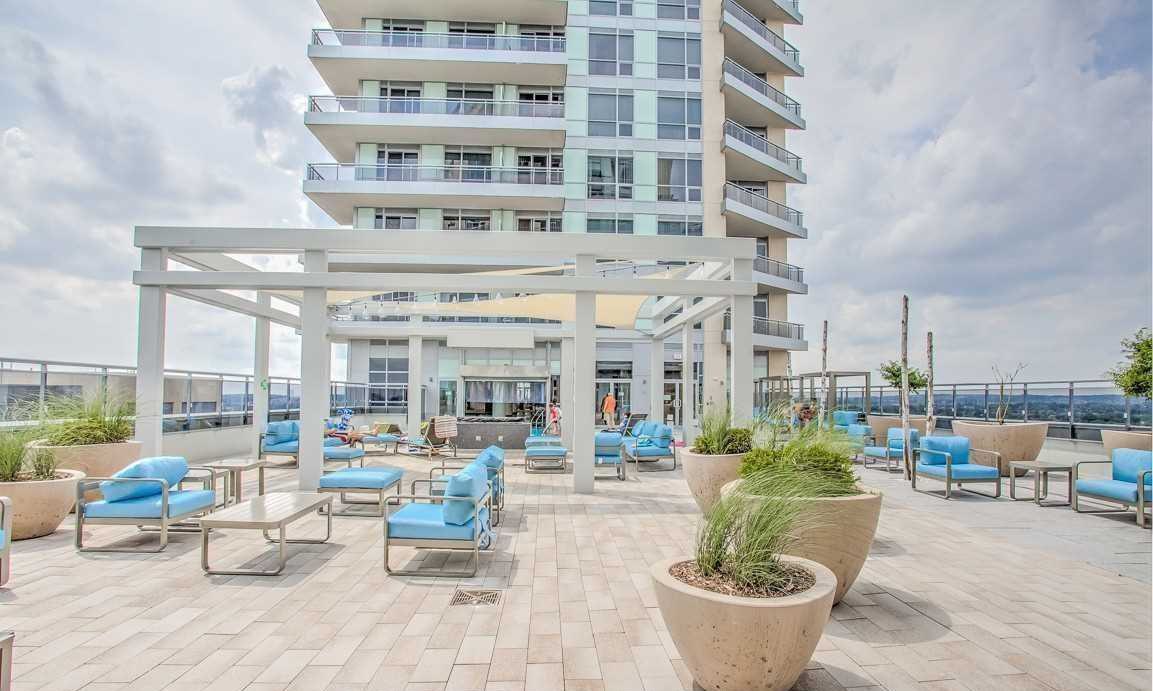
[866,415,927,444]
[681,449,743,513]
[951,421,1047,477]
[0,470,85,540]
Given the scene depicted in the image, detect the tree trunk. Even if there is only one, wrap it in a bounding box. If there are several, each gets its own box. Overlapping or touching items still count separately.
[900,296,912,479]
[820,320,829,424]
[926,331,935,439]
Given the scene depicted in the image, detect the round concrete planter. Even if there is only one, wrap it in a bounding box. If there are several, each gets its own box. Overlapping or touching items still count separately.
[721,480,882,604]
[1101,430,1152,458]
[0,470,85,540]
[951,421,1047,477]
[866,415,927,444]
[681,450,744,513]
[651,554,835,691]
[29,440,140,500]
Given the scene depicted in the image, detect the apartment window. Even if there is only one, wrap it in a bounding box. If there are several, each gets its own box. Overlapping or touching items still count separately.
[374,82,421,112]
[657,216,704,236]
[733,180,767,196]
[657,155,702,202]
[658,0,701,19]
[373,208,418,230]
[756,237,768,257]
[657,94,702,139]
[520,25,565,38]
[587,214,634,234]
[448,21,495,34]
[374,19,424,32]
[445,146,492,181]
[517,212,562,232]
[754,298,769,319]
[371,292,415,302]
[590,0,633,16]
[587,153,634,199]
[590,31,634,76]
[520,87,564,103]
[517,150,563,183]
[443,209,492,231]
[374,145,419,180]
[368,340,409,413]
[657,34,701,79]
[447,83,495,100]
[588,91,634,137]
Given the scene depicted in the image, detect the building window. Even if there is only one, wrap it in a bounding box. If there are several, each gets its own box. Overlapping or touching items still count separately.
[587,153,634,199]
[590,0,633,16]
[367,340,409,413]
[657,34,702,80]
[517,212,562,232]
[444,146,493,181]
[589,31,634,76]
[520,25,566,38]
[587,214,634,234]
[374,208,418,230]
[657,216,704,236]
[657,94,702,139]
[371,292,415,302]
[657,156,702,202]
[443,209,492,231]
[447,83,495,101]
[588,91,634,137]
[657,0,700,19]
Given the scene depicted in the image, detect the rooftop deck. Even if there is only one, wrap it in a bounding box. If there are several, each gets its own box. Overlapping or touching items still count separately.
[4,440,1149,691]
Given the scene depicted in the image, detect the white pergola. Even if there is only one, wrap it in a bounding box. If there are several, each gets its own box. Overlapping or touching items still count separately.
[133,227,758,493]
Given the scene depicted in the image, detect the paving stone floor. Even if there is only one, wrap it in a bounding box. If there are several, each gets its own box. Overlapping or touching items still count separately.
[2,442,1149,691]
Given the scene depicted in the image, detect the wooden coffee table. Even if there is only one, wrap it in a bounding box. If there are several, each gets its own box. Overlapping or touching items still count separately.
[200,492,333,576]
[1009,460,1074,507]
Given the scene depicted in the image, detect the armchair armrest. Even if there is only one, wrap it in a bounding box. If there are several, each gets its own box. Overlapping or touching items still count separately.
[916,447,952,467]
[411,478,450,495]
[185,466,223,492]
[1140,470,1151,503]
[970,448,1003,474]
[76,477,169,509]
[1072,458,1112,482]
[0,496,11,537]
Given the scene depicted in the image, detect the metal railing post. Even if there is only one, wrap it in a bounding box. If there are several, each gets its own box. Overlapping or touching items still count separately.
[1022,383,1029,422]
[983,384,989,421]
[1068,382,1076,439]
[185,374,194,432]
[951,384,958,419]
[38,363,47,414]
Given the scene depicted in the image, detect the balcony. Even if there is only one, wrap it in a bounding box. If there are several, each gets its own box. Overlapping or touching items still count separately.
[722,183,806,239]
[304,163,565,224]
[744,0,803,25]
[753,255,807,294]
[306,97,567,159]
[722,59,805,130]
[721,0,803,77]
[723,121,806,184]
[317,0,568,28]
[309,30,568,93]
[724,314,808,351]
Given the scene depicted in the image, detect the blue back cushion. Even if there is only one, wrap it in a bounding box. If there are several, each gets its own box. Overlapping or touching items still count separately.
[100,456,188,503]
[921,436,969,465]
[886,427,919,449]
[833,411,857,427]
[1112,448,1153,485]
[653,424,673,449]
[639,420,657,437]
[443,466,483,525]
[265,421,291,444]
[847,423,871,439]
[288,420,300,439]
[478,446,505,468]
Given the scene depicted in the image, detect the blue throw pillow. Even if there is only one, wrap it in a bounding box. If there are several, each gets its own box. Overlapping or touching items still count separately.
[100,456,189,503]
[479,446,505,468]
[443,467,480,525]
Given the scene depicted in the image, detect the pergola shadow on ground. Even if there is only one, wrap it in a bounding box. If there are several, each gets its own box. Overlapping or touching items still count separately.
[132,227,761,493]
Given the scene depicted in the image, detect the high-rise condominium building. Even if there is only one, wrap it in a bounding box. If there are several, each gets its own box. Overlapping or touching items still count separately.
[303,0,807,427]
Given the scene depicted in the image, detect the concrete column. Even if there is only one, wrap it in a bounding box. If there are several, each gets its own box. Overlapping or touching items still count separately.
[251,292,271,458]
[730,258,754,424]
[407,335,424,436]
[560,336,574,449]
[135,248,168,457]
[681,318,695,443]
[572,255,596,493]
[649,337,665,425]
[298,250,330,491]
[702,316,727,416]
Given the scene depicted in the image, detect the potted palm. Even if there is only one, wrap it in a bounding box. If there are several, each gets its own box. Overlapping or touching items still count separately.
[732,425,881,604]
[680,406,755,512]
[27,395,141,484]
[0,430,85,540]
[1102,328,1152,456]
[651,470,836,691]
[952,363,1047,476]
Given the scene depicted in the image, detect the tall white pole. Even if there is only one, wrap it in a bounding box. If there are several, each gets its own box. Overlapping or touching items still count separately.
[729,258,754,424]
[681,316,695,442]
[649,337,665,425]
[925,331,935,438]
[407,335,424,438]
[560,337,575,450]
[900,295,912,480]
[135,248,168,457]
[252,292,271,459]
[298,250,330,491]
[572,255,597,492]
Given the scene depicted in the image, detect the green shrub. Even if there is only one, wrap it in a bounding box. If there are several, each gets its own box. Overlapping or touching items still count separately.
[739,425,858,496]
[40,394,134,446]
[692,405,756,455]
[0,429,56,482]
[1109,328,1151,399]
[0,432,29,483]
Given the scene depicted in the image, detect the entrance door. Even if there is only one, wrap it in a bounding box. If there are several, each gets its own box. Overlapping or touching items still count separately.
[663,382,681,427]
[594,380,631,426]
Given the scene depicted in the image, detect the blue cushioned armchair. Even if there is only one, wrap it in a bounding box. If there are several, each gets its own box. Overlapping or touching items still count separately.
[385,462,493,577]
[259,420,345,466]
[0,497,11,587]
[832,410,860,432]
[862,428,917,472]
[621,421,677,472]
[431,446,507,524]
[594,431,627,480]
[913,436,1002,499]
[1073,448,1152,527]
[76,457,221,552]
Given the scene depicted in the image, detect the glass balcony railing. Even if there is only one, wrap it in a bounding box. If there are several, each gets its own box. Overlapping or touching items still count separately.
[306,163,564,185]
[754,256,804,283]
[724,315,806,340]
[311,29,566,53]
[724,183,804,227]
[723,0,802,66]
[724,120,803,172]
[723,58,803,118]
[308,96,565,118]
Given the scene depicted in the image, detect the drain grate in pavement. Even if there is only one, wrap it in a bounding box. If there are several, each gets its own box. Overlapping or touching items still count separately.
[450,589,501,606]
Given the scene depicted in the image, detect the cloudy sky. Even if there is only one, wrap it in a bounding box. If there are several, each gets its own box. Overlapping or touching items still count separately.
[0,0,1148,383]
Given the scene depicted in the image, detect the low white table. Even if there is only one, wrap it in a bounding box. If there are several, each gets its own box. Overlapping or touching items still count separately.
[202,458,268,505]
[200,492,333,576]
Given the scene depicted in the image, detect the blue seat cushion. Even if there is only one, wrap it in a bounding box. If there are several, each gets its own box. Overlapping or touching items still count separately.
[264,440,299,454]
[1111,449,1153,485]
[1077,479,1140,504]
[595,455,623,465]
[920,435,969,465]
[623,439,673,458]
[323,437,345,447]
[325,447,365,461]
[363,434,400,444]
[320,467,403,489]
[863,445,900,459]
[100,456,188,503]
[84,489,215,519]
[525,436,562,447]
[846,424,871,439]
[916,462,999,480]
[526,446,568,458]
[0,528,6,547]
[443,466,485,525]
[388,503,489,541]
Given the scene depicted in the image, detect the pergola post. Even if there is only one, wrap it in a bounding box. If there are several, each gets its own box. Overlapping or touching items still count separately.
[135,248,168,457]
[252,292,271,458]
[572,254,596,493]
[298,250,330,491]
[649,337,665,425]
[560,337,574,449]
[681,314,695,441]
[407,335,424,437]
[729,258,754,423]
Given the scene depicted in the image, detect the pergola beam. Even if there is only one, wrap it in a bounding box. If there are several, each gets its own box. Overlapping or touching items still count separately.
[652,297,729,340]
[169,289,301,329]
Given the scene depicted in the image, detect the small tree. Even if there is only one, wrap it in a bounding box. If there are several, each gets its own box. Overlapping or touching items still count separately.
[878,360,928,394]
[992,363,1027,424]
[1109,328,1152,400]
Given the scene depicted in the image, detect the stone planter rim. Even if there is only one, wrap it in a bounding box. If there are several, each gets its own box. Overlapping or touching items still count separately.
[26,439,140,452]
[651,554,836,609]
[951,420,1048,428]
[723,479,883,500]
[0,468,86,487]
